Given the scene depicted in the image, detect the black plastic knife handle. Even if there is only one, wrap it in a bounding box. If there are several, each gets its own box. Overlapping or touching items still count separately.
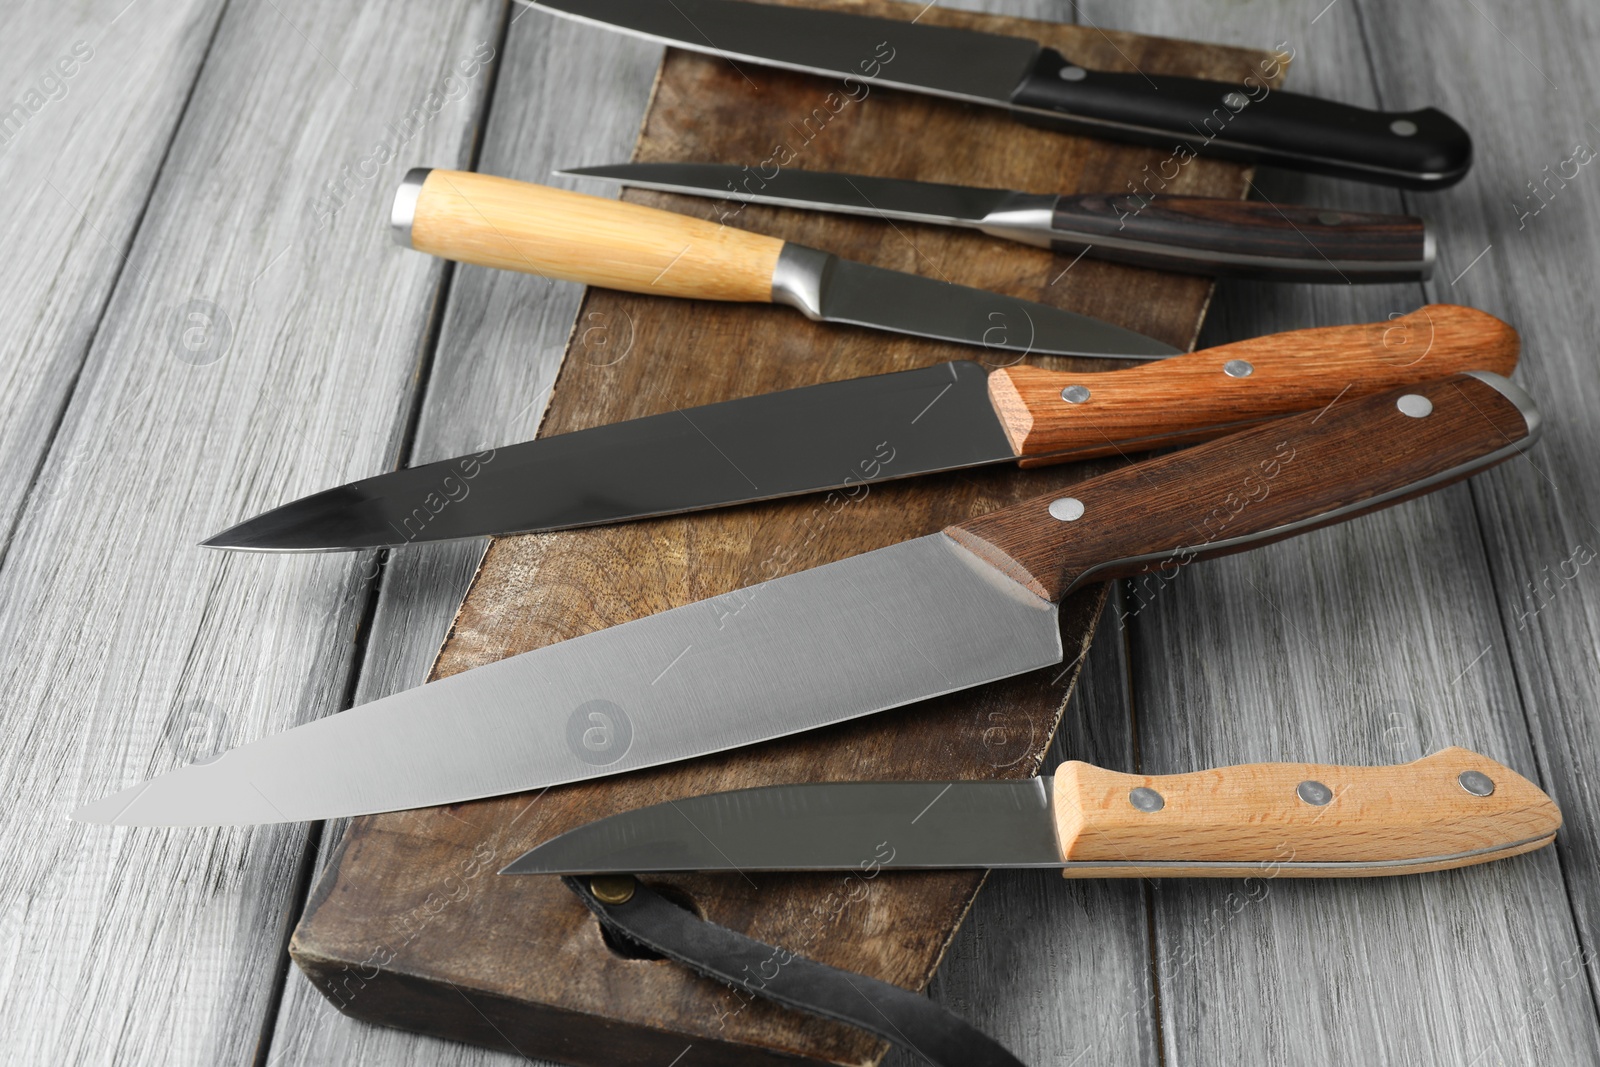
[1044,194,1433,280]
[1010,48,1471,189]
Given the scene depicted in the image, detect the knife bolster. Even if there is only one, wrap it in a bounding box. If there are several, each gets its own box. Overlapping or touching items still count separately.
[1050,748,1560,876]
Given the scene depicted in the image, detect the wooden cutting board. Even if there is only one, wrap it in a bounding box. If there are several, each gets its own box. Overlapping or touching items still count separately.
[291,3,1280,1063]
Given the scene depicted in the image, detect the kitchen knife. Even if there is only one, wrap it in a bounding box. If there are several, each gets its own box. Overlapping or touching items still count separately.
[201,306,1517,552]
[392,168,1177,359]
[74,374,1539,826]
[523,0,1472,189]
[507,747,1561,878]
[561,162,1436,282]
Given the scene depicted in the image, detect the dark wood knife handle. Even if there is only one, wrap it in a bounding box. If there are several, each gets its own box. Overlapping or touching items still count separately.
[947,374,1537,602]
[1049,195,1432,281]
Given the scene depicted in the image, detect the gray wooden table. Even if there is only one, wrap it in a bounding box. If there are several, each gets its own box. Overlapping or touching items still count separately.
[4,0,1598,1063]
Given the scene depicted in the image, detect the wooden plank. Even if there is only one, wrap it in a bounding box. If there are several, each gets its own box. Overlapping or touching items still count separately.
[1078,0,1600,1062]
[1356,0,1600,1049]
[288,4,1277,1064]
[264,10,664,1065]
[0,0,222,552]
[0,0,505,1062]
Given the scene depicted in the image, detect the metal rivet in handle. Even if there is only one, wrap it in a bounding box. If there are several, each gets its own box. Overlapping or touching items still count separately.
[1060,385,1091,404]
[1397,394,1434,418]
[1222,91,1250,110]
[590,875,637,904]
[1459,770,1496,797]
[1048,497,1085,522]
[1296,780,1334,806]
[1129,787,1165,812]
[1223,359,1254,378]
[1390,118,1419,137]
[1058,64,1087,81]
[1317,211,1344,226]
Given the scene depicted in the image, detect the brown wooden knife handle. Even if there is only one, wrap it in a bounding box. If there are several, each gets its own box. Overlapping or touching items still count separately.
[395,168,784,302]
[948,373,1538,602]
[1049,195,1432,281]
[988,305,1519,466]
[1051,747,1560,878]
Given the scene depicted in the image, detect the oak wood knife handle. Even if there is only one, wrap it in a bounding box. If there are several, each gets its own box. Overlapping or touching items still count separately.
[396,168,784,301]
[990,305,1519,465]
[1049,195,1432,280]
[1052,747,1559,878]
[948,373,1538,601]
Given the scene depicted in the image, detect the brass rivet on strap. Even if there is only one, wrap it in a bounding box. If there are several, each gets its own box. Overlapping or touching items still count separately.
[590,875,637,905]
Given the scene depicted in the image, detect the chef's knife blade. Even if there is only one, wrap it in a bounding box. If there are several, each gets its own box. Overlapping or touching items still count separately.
[76,374,1538,825]
[507,747,1560,877]
[201,306,1517,552]
[395,169,1176,360]
[561,162,1437,282]
[525,0,1472,189]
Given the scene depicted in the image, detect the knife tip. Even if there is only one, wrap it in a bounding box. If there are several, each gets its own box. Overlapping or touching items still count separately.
[70,783,148,825]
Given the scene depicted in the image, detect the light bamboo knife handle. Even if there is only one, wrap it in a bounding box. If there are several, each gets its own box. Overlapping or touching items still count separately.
[1052,747,1560,878]
[395,168,784,301]
[988,305,1519,466]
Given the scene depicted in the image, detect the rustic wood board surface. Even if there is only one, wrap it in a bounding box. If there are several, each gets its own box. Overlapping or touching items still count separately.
[286,3,1273,1063]
[3,0,1598,1065]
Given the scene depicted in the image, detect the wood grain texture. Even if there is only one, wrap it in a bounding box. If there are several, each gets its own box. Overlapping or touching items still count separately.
[1358,2,1600,1060]
[0,1,506,1063]
[1052,746,1559,870]
[987,304,1518,462]
[410,169,784,301]
[288,2,1279,1064]
[887,591,1157,1067]
[1050,194,1430,277]
[951,375,1531,601]
[262,11,666,1067]
[1080,0,1600,1064]
[0,0,222,556]
[1,2,1592,1067]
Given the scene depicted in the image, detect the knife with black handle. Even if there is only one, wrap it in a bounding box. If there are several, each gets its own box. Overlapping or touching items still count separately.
[78,374,1541,826]
[526,0,1472,189]
[513,747,1561,877]
[565,163,1436,282]
[201,306,1517,551]
[1008,50,1470,189]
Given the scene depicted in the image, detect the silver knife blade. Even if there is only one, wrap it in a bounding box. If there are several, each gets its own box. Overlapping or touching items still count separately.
[527,0,1040,108]
[72,534,1061,825]
[502,778,1064,874]
[201,361,1012,552]
[770,245,1178,359]
[559,162,1024,229]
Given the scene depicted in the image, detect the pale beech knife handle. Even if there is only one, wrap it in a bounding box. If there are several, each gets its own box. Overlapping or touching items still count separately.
[947,374,1539,602]
[396,168,784,302]
[988,305,1519,466]
[1052,748,1560,878]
